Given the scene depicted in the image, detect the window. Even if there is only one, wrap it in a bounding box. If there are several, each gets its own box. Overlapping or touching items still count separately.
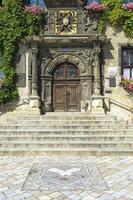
[86,0,100,3]
[124,0,133,3]
[25,0,45,8]
[122,48,133,79]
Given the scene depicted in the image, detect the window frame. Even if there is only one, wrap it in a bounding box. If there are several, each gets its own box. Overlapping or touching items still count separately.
[121,47,133,79]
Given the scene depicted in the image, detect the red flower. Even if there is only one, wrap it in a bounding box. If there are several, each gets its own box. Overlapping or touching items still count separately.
[122,3,133,11]
[84,1,106,12]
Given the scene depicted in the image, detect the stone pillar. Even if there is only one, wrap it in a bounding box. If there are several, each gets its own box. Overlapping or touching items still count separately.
[93,44,101,95]
[92,43,104,114]
[40,58,46,114]
[29,46,40,111]
[31,48,38,96]
[41,58,46,102]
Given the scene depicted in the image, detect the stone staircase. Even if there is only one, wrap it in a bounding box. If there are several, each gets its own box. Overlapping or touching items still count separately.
[0,112,133,156]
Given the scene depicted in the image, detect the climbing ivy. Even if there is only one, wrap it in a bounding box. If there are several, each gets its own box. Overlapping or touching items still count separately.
[0,0,45,103]
[98,0,133,37]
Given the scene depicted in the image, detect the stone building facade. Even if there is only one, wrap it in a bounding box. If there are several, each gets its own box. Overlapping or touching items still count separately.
[15,0,133,117]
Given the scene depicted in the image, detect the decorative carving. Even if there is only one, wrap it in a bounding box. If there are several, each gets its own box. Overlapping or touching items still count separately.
[49,11,55,33]
[55,10,77,35]
[45,54,89,76]
[77,10,84,33]
[84,11,99,33]
[93,44,101,95]
[78,49,95,67]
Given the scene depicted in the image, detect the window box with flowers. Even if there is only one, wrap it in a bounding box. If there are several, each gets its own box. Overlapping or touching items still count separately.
[84,0,106,12]
[122,2,133,12]
[24,5,46,15]
[120,77,133,94]
[24,0,47,15]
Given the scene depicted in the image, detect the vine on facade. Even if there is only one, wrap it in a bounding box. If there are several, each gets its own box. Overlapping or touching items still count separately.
[0,0,46,103]
[98,0,133,37]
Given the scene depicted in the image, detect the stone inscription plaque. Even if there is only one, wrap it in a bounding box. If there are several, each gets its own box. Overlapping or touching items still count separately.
[109,77,116,87]
[22,159,109,191]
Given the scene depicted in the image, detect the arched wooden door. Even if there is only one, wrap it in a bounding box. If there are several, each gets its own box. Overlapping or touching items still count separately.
[53,62,80,112]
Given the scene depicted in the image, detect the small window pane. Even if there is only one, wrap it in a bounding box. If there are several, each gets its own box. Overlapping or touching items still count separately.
[123,50,128,65]
[124,0,133,3]
[87,0,99,3]
[26,0,45,7]
[123,68,130,79]
[131,69,133,79]
[67,66,78,78]
[129,50,133,65]
[54,67,64,78]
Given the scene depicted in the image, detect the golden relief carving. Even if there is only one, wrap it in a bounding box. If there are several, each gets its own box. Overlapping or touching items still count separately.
[55,10,77,35]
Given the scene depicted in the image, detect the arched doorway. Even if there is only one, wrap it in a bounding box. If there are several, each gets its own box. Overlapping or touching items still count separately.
[53,62,80,112]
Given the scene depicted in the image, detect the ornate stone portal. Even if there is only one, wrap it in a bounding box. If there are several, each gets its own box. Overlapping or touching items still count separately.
[16,1,107,113]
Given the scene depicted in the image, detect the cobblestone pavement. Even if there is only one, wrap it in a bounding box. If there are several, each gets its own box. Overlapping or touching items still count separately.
[0,157,133,200]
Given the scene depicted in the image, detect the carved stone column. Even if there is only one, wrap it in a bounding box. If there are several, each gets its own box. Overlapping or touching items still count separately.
[93,44,101,95]
[31,48,38,96]
[92,43,104,114]
[41,58,46,102]
[29,46,40,111]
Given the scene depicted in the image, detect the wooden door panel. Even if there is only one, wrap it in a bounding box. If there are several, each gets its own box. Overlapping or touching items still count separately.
[53,84,66,111]
[67,84,79,111]
[53,63,80,112]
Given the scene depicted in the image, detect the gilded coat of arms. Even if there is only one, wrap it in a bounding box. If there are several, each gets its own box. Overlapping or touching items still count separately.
[55,10,77,35]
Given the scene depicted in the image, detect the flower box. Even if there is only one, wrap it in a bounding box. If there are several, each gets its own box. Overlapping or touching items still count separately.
[84,1,106,12]
[120,77,133,93]
[122,3,133,11]
[24,5,45,15]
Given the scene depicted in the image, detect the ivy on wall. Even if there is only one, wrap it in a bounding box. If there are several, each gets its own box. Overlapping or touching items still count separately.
[98,0,133,38]
[0,0,132,103]
[0,0,45,103]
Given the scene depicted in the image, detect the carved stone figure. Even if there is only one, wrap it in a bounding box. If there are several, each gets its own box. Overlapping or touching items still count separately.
[84,11,99,33]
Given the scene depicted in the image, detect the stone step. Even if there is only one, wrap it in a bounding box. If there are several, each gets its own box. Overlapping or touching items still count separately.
[0,125,133,132]
[0,119,130,126]
[0,115,116,121]
[1,140,133,148]
[0,124,133,131]
[0,134,133,141]
[0,147,133,156]
[0,124,132,130]
[0,130,133,135]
